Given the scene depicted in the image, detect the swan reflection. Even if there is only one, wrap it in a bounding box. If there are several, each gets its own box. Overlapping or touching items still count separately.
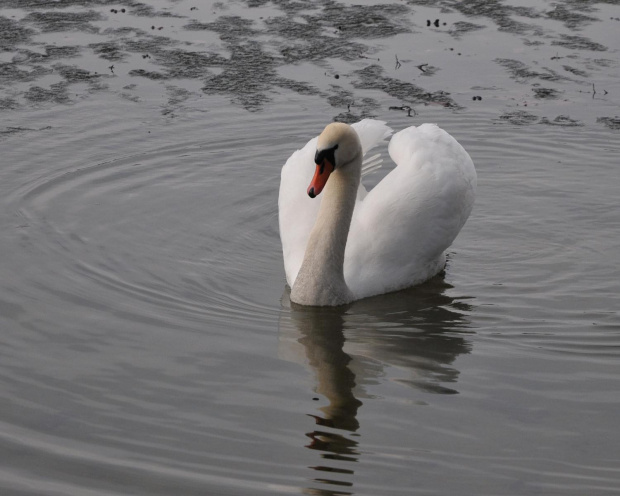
[278,275,473,495]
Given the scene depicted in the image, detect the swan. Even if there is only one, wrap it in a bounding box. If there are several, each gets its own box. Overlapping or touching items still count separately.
[279,119,476,306]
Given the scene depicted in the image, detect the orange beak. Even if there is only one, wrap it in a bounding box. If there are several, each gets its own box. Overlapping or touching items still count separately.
[307,159,334,198]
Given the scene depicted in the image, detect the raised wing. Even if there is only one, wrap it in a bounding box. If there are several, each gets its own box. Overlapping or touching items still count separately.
[344,124,477,299]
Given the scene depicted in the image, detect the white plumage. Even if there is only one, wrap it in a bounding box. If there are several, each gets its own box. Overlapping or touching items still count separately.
[279,119,476,305]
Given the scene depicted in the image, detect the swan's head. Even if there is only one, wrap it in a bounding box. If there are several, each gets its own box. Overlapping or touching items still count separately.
[308,122,362,198]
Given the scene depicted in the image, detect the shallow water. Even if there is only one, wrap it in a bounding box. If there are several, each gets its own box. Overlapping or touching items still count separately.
[1,0,619,495]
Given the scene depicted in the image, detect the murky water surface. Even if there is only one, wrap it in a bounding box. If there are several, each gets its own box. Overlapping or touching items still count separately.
[1,0,619,494]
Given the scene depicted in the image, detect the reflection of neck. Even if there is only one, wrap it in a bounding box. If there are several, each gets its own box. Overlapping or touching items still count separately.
[291,162,360,307]
[298,309,362,432]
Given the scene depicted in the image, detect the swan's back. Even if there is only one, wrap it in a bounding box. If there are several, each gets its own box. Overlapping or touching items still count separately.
[344,124,476,299]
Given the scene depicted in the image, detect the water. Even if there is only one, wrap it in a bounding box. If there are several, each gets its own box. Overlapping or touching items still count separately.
[1,0,619,494]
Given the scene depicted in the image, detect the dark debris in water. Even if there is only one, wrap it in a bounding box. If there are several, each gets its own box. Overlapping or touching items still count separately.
[201,41,278,112]
[597,116,620,130]
[0,63,53,84]
[24,84,71,105]
[418,0,606,39]
[89,41,126,61]
[532,87,562,100]
[316,3,411,39]
[190,15,339,110]
[156,50,228,79]
[523,39,545,47]
[263,3,410,64]
[270,3,411,40]
[242,0,323,14]
[0,16,34,47]
[499,111,584,127]
[334,111,370,124]
[161,85,193,117]
[262,15,317,41]
[417,64,439,77]
[54,64,102,83]
[123,35,177,55]
[0,98,19,111]
[181,16,304,110]
[546,4,597,29]
[591,58,617,68]
[280,37,367,64]
[0,125,51,139]
[45,45,82,60]
[185,16,258,42]
[334,96,381,122]
[359,97,381,113]
[128,69,168,81]
[551,34,607,51]
[539,115,583,127]
[328,86,356,110]
[1,0,182,17]
[277,78,322,97]
[128,4,184,18]
[495,59,571,83]
[2,0,113,7]
[562,65,589,78]
[264,17,368,63]
[353,64,459,108]
[23,10,103,33]
[7,61,109,102]
[327,87,380,123]
[448,21,486,38]
[443,0,542,35]
[405,0,444,5]
[12,46,81,64]
[389,104,417,117]
[498,110,539,125]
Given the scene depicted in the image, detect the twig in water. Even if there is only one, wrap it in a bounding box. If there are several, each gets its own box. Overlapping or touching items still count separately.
[389,105,417,117]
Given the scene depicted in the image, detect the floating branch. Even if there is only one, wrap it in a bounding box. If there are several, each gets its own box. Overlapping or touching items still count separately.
[389,105,417,117]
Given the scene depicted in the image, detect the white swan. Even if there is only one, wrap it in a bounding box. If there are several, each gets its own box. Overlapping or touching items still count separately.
[279,119,476,306]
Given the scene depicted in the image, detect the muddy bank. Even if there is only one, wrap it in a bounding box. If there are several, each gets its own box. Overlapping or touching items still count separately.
[0,0,618,128]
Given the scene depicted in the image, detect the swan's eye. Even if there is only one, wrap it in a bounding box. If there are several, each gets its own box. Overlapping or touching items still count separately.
[314,144,338,169]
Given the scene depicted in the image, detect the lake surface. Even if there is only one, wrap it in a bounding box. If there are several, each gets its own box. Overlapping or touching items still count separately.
[1,0,619,494]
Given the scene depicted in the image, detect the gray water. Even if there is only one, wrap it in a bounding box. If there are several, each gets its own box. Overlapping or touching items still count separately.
[1,0,619,495]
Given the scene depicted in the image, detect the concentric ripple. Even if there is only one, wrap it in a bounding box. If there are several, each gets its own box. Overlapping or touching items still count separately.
[1,57,620,496]
[6,110,300,335]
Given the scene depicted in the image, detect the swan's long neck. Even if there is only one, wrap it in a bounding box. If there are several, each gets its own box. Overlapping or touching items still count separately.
[291,159,361,306]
